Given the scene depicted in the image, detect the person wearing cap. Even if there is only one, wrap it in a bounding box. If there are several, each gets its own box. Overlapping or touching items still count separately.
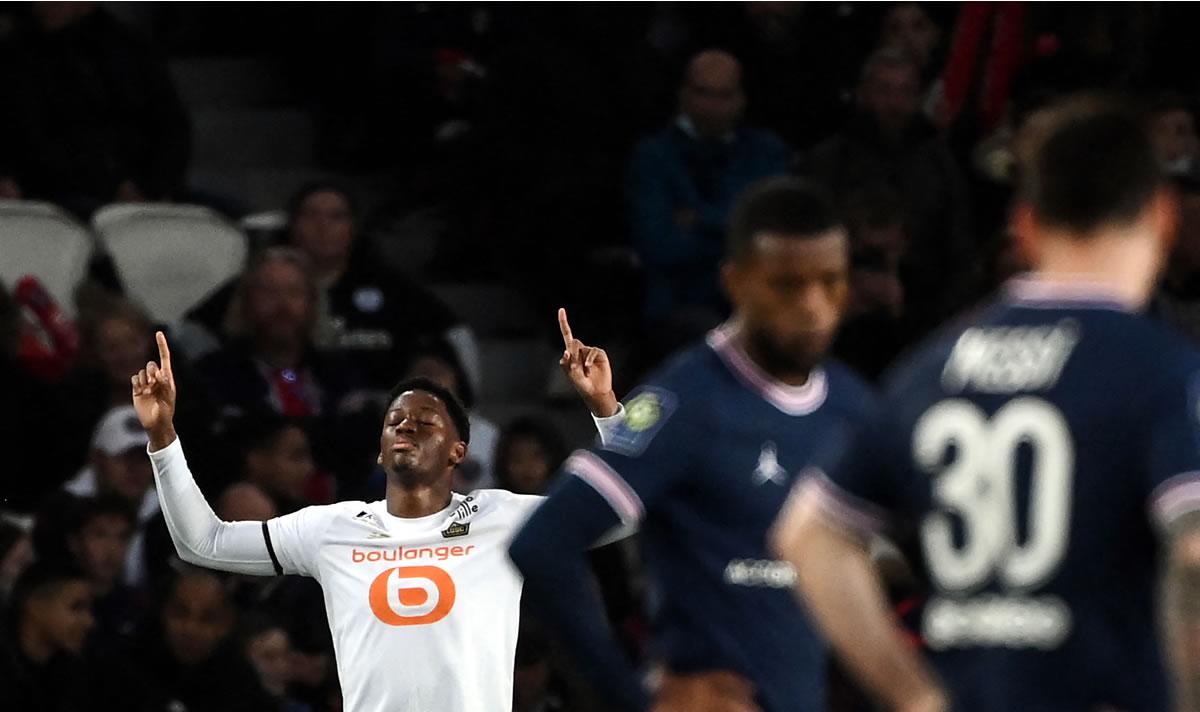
[61,405,158,587]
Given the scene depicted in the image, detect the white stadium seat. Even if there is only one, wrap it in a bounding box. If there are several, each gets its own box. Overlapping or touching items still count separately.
[93,203,248,324]
[0,200,93,316]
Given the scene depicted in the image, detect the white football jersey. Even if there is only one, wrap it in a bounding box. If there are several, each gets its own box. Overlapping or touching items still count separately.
[266,489,542,712]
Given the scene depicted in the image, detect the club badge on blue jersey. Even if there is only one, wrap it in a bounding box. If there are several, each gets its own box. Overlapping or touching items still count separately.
[602,387,678,457]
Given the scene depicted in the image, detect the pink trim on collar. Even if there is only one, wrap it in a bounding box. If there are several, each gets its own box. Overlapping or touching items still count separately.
[706,324,827,416]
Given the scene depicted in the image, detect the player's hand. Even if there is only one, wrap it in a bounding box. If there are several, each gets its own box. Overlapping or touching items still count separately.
[558,307,619,417]
[131,331,178,449]
[896,689,950,712]
[652,670,761,712]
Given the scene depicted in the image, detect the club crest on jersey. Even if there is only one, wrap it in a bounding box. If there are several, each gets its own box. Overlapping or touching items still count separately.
[441,522,470,538]
[752,441,787,486]
[603,387,678,457]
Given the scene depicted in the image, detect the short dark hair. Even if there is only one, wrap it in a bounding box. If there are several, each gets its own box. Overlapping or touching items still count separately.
[9,560,89,619]
[1021,95,1165,233]
[69,494,137,535]
[386,377,471,445]
[727,177,842,260]
[495,416,567,492]
[286,181,358,228]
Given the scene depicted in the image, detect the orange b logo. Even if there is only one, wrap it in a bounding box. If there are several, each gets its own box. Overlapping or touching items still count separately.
[368,566,456,626]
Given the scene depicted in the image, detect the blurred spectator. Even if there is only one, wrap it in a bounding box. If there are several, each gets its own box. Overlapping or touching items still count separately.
[196,247,363,419]
[0,519,34,601]
[234,415,318,514]
[61,294,218,483]
[494,416,567,496]
[513,620,568,712]
[880,3,943,78]
[195,247,370,496]
[185,183,478,392]
[0,562,96,710]
[62,405,158,587]
[138,566,273,712]
[400,340,499,492]
[64,495,142,649]
[805,47,974,335]
[3,2,190,216]
[217,482,278,522]
[1148,92,1199,178]
[833,188,913,381]
[629,49,789,323]
[0,282,68,511]
[1154,176,1200,342]
[239,612,312,712]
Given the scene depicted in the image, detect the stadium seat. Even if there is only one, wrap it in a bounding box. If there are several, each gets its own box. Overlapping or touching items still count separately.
[0,200,93,316]
[191,109,315,171]
[478,338,558,401]
[432,283,541,338]
[92,203,248,324]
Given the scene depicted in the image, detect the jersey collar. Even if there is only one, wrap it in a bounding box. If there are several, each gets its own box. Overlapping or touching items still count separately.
[1004,274,1135,312]
[706,323,828,416]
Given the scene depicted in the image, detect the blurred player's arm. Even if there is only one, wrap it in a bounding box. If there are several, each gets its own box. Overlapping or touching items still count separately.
[1164,519,1200,711]
[133,332,277,575]
[772,478,946,712]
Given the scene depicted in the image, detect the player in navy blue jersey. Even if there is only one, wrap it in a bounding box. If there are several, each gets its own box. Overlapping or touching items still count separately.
[509,178,877,712]
[773,96,1200,712]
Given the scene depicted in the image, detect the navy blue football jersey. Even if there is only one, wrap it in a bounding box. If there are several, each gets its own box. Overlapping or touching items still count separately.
[813,278,1200,711]
[563,323,876,712]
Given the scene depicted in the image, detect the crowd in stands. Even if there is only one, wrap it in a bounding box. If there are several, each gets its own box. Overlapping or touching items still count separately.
[2,3,1200,710]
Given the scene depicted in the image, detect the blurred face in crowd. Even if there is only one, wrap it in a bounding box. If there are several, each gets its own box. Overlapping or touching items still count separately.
[246,259,314,347]
[290,190,356,274]
[33,1,95,31]
[246,426,316,503]
[94,447,154,505]
[882,3,940,68]
[95,315,150,391]
[378,390,466,485]
[680,51,745,140]
[405,356,462,400]
[218,482,279,522]
[1167,190,1200,284]
[1150,109,1199,172]
[69,514,133,592]
[163,573,234,665]
[501,436,555,495]
[23,579,94,656]
[723,230,850,379]
[859,58,922,140]
[246,628,293,697]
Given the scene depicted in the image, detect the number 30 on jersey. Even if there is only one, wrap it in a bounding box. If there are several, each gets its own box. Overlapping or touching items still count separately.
[913,397,1074,593]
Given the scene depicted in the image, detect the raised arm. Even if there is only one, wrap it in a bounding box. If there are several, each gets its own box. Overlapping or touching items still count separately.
[133,332,277,575]
[558,308,625,445]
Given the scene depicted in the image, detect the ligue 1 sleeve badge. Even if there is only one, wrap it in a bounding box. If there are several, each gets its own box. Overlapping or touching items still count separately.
[625,392,663,432]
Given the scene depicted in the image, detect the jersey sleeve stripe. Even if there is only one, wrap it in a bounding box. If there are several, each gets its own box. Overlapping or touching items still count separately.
[565,450,645,525]
[262,521,283,575]
[805,468,890,535]
[1150,472,1200,528]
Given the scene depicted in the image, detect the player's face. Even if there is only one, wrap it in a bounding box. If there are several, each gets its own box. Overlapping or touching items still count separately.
[725,230,850,375]
[379,391,466,484]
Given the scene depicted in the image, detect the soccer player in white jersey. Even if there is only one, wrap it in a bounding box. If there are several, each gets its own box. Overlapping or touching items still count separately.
[131,313,621,712]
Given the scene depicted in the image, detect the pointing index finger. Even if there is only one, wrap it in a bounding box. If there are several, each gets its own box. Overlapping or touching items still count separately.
[557,308,573,349]
[156,331,172,373]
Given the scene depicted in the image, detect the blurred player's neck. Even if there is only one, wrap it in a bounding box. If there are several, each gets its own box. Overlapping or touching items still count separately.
[1031,222,1161,308]
[385,473,454,518]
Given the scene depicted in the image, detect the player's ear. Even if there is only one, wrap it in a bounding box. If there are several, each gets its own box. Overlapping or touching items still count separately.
[720,259,744,304]
[449,441,467,468]
[376,453,383,466]
[1152,186,1181,256]
[1009,201,1039,268]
